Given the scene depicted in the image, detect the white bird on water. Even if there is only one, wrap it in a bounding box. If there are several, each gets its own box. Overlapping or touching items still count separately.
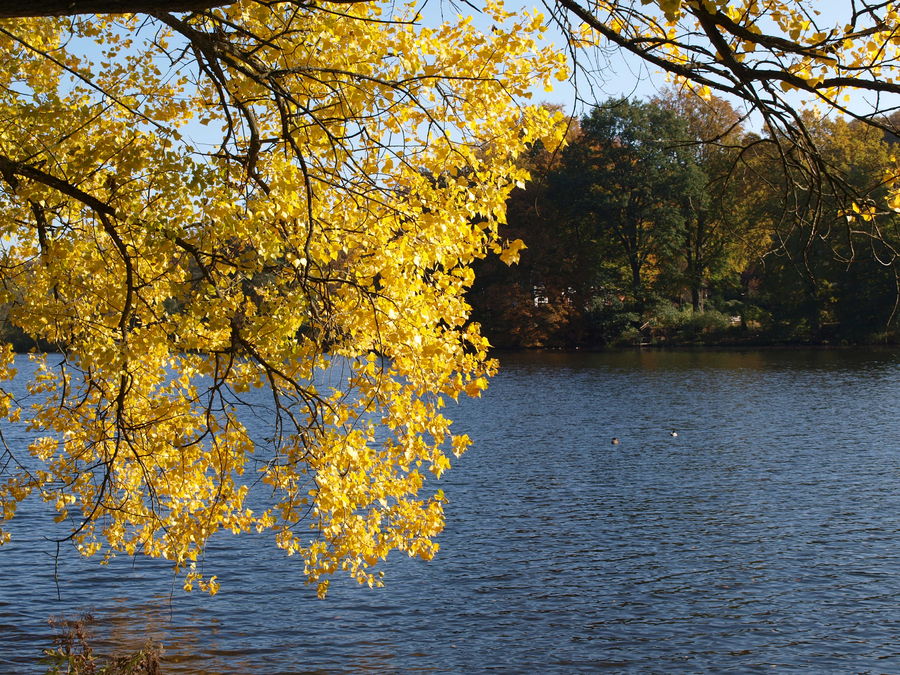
[670,430,678,437]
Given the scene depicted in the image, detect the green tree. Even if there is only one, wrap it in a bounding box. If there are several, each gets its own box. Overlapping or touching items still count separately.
[653,89,761,312]
[554,98,707,311]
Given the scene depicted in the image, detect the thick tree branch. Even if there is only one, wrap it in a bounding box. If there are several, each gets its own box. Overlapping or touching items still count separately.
[0,0,232,17]
[0,0,369,18]
[0,154,116,217]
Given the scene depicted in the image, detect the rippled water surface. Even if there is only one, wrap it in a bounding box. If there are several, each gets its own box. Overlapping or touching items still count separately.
[3,349,900,672]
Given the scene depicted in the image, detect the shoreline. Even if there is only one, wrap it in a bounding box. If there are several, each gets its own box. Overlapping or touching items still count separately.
[487,340,900,354]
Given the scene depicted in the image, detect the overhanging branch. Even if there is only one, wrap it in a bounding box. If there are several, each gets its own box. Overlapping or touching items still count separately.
[0,154,117,217]
[0,0,233,17]
[0,0,370,18]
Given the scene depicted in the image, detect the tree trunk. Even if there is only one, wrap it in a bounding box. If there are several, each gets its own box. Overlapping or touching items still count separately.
[629,257,644,309]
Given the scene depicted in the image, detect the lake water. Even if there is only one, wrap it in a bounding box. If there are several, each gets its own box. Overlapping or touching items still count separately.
[2,349,900,672]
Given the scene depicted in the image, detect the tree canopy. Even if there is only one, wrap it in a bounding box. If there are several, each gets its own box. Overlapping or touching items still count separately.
[0,0,567,596]
[470,93,900,349]
[2,0,900,596]
[556,98,706,309]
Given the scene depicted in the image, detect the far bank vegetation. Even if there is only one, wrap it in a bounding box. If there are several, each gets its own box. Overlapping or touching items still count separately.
[469,93,900,348]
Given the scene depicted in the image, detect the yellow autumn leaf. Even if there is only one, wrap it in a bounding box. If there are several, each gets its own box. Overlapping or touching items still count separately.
[499,238,528,265]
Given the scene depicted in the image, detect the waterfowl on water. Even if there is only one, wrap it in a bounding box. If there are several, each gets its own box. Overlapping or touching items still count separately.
[670,430,678,437]
[611,437,620,445]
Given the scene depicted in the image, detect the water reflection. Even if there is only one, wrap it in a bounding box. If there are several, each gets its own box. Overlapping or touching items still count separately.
[500,345,900,373]
[2,349,900,671]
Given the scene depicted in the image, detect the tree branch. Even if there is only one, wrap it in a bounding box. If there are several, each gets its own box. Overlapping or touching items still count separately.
[0,0,370,18]
[0,0,232,17]
[0,154,116,217]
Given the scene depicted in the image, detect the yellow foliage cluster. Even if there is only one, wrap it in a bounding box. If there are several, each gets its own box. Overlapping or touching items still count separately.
[0,1,566,595]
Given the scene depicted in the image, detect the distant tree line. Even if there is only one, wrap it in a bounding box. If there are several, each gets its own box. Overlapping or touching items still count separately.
[469,92,900,348]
